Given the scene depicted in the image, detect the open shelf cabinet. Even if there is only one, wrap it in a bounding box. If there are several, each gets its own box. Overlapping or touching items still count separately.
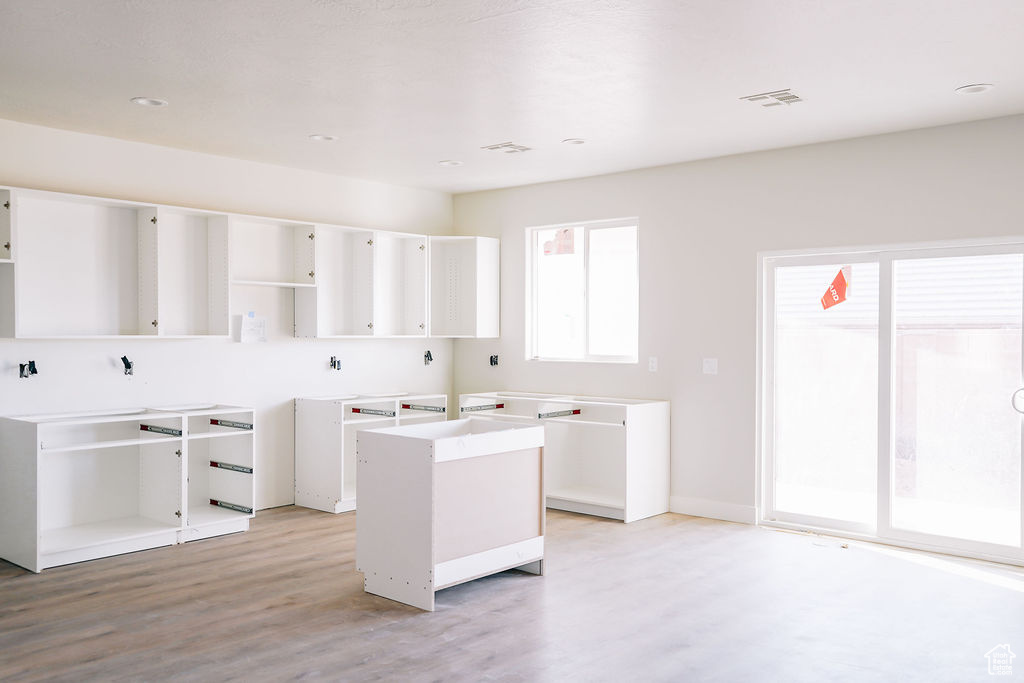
[0,404,254,572]
[0,185,499,339]
[155,208,230,336]
[294,393,446,513]
[230,217,315,288]
[458,391,670,522]
[14,191,159,337]
[295,226,427,337]
[5,188,231,338]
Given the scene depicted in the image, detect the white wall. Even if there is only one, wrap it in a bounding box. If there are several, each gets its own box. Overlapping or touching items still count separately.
[0,118,454,509]
[452,114,1024,524]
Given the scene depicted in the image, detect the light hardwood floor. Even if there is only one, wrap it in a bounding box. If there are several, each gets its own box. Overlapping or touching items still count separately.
[2,506,1023,682]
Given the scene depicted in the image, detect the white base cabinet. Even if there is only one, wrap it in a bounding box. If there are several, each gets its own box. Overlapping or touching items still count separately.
[356,418,545,611]
[459,392,670,523]
[294,393,447,513]
[0,405,254,572]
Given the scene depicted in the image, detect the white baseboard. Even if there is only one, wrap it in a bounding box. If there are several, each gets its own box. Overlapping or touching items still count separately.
[670,496,756,525]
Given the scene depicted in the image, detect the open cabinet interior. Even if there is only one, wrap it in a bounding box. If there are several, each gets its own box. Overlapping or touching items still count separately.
[294,394,447,514]
[373,232,427,336]
[157,209,230,336]
[230,217,315,288]
[0,186,498,339]
[299,226,375,336]
[0,405,255,572]
[458,392,669,523]
[296,227,427,337]
[14,193,158,337]
[39,442,182,557]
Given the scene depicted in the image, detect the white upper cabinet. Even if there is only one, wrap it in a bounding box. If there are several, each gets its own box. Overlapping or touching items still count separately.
[230,217,316,288]
[0,190,14,337]
[0,186,498,339]
[0,188,12,263]
[428,236,499,338]
[7,188,231,338]
[295,226,427,338]
[156,208,230,337]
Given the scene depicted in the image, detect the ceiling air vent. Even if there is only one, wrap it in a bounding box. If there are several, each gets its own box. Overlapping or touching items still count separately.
[740,89,803,107]
[481,141,532,154]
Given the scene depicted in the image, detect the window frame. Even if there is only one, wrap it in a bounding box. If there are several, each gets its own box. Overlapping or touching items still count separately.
[524,217,639,363]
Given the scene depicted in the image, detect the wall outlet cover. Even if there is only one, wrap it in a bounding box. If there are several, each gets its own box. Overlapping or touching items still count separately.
[702,358,718,375]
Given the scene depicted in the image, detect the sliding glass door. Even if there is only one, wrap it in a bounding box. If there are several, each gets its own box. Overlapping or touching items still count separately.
[763,243,1024,563]
[886,252,1022,550]
[769,260,879,531]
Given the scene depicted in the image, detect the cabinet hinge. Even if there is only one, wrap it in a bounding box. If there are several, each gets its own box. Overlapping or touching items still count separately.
[308,271,315,279]
[367,239,373,246]
[367,322,374,329]
[176,449,182,457]
[175,510,182,518]
[150,216,157,225]
[2,242,9,252]
[419,244,425,250]
[3,201,9,210]
[308,232,314,240]
[151,320,159,328]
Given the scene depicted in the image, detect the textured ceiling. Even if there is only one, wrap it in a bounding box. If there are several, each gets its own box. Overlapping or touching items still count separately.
[0,0,1022,193]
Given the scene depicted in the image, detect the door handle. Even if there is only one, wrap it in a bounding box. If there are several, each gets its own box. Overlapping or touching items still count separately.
[1013,388,1024,414]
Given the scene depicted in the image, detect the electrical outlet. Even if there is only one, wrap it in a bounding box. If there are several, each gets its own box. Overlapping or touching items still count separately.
[648,356,658,372]
[489,355,499,366]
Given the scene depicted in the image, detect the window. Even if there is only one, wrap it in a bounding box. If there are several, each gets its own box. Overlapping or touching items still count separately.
[526,219,638,362]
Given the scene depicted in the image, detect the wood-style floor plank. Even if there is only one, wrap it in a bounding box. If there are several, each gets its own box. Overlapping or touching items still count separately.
[2,506,1023,682]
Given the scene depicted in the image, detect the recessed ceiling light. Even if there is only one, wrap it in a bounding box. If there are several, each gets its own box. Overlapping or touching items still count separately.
[308,134,337,142]
[562,138,586,145]
[130,97,168,107]
[955,83,994,95]
[438,160,463,167]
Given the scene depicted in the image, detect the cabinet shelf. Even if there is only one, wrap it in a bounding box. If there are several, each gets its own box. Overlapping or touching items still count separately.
[546,488,625,510]
[40,517,180,555]
[397,414,447,423]
[187,430,254,441]
[186,504,251,528]
[342,416,397,426]
[231,279,316,289]
[39,435,182,454]
[541,418,625,428]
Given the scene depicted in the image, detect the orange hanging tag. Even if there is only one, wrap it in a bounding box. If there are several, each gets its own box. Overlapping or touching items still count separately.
[821,266,851,309]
